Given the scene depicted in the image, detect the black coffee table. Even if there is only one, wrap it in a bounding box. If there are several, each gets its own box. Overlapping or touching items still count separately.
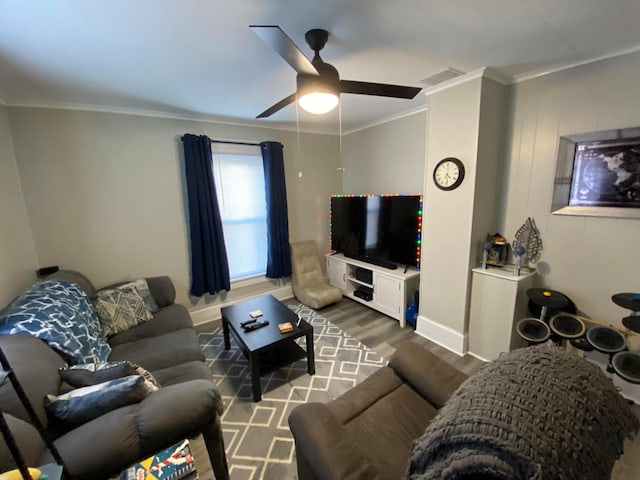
[220,295,315,402]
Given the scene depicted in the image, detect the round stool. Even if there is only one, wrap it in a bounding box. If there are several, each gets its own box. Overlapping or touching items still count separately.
[586,326,627,373]
[527,288,572,321]
[612,351,640,384]
[516,318,551,346]
[549,313,586,343]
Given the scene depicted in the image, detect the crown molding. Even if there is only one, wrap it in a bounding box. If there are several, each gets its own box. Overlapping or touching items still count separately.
[336,67,512,135]
[512,44,640,83]
[342,105,427,136]
[2,96,427,137]
[4,44,639,136]
[419,44,640,94]
[3,100,341,136]
[481,66,512,85]
[420,67,511,97]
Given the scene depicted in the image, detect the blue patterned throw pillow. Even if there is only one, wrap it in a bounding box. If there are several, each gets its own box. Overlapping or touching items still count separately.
[59,361,160,388]
[45,374,158,426]
[0,280,111,364]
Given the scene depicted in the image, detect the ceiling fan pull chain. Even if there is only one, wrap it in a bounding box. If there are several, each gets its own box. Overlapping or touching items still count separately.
[339,102,345,172]
[295,93,303,178]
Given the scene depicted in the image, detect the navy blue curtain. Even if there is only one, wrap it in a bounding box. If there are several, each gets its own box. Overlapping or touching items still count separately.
[261,141,292,278]
[182,134,230,296]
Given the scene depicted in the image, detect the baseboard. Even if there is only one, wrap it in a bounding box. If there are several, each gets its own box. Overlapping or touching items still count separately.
[189,285,294,326]
[415,314,467,356]
[467,351,491,362]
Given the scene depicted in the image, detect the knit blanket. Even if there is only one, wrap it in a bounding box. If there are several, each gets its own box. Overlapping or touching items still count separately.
[405,345,639,480]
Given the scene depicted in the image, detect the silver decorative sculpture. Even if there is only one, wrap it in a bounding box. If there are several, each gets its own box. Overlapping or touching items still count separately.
[513,217,542,268]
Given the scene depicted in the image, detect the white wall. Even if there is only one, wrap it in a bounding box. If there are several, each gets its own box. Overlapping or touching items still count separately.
[7,108,341,311]
[6,50,638,334]
[342,111,426,194]
[501,51,640,327]
[333,52,640,345]
[418,79,483,349]
[0,104,38,307]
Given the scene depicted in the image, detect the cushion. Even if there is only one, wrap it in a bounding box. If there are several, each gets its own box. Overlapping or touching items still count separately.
[146,276,176,308]
[389,341,467,409]
[94,284,153,337]
[0,280,111,364]
[108,328,205,372]
[131,278,159,313]
[0,413,47,467]
[45,270,98,300]
[0,334,67,426]
[59,361,160,388]
[45,375,158,426]
[151,361,216,387]
[107,304,193,346]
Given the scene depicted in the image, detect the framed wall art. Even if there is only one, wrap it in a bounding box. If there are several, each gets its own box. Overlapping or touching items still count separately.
[552,126,640,219]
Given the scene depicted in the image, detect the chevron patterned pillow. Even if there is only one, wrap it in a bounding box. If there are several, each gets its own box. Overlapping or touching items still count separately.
[94,284,153,337]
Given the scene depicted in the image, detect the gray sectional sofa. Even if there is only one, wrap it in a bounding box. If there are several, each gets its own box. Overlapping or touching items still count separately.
[288,341,467,479]
[0,271,229,480]
[289,341,639,480]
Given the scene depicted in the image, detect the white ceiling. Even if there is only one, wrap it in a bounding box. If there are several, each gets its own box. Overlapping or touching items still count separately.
[1,0,639,134]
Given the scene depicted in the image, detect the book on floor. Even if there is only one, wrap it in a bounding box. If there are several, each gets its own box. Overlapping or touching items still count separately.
[120,439,197,480]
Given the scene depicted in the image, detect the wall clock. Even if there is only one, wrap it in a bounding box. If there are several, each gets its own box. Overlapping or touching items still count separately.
[433,157,465,191]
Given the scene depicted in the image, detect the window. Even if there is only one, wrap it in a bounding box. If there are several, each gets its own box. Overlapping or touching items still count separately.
[212,144,267,281]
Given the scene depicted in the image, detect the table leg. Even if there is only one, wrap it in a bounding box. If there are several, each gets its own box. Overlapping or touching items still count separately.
[222,318,230,350]
[249,352,262,402]
[306,329,315,375]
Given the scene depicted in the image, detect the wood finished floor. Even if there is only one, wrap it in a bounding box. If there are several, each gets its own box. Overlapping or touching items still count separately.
[190,297,640,480]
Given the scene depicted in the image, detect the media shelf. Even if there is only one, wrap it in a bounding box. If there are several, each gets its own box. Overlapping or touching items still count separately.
[326,253,420,327]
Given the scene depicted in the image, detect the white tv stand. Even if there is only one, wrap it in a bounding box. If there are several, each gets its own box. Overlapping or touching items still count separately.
[325,253,420,327]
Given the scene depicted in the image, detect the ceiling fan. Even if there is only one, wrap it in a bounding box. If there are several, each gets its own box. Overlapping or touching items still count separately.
[250,25,422,118]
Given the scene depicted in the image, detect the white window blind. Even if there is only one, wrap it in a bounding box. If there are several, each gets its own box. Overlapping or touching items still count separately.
[212,144,267,281]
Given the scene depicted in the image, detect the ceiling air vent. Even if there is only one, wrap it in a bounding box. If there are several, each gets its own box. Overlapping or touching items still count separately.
[420,68,464,86]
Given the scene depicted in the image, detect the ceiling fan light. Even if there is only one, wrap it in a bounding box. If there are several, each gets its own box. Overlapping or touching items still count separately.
[298,91,339,114]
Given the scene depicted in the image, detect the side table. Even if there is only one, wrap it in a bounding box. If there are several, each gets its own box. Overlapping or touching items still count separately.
[468,267,537,361]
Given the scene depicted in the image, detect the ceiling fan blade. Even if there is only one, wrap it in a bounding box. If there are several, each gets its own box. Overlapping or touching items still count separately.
[250,25,318,76]
[340,80,421,99]
[256,93,297,118]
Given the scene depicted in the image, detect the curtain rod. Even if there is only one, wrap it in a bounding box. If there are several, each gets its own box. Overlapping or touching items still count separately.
[181,136,283,149]
[210,139,261,147]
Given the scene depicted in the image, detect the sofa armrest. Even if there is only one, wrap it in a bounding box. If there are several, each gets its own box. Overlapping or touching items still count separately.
[137,380,222,450]
[388,341,468,408]
[288,403,381,480]
[145,276,176,308]
[0,414,47,468]
[49,380,224,479]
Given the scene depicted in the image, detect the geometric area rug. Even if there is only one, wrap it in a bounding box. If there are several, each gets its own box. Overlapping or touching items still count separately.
[198,303,386,480]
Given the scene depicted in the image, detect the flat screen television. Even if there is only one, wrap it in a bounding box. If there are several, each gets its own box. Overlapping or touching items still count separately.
[330,194,422,270]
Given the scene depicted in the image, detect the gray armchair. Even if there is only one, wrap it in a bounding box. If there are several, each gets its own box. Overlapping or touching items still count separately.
[290,241,342,309]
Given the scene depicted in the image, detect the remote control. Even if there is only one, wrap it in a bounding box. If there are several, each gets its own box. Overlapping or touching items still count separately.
[241,319,257,327]
[244,320,268,331]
